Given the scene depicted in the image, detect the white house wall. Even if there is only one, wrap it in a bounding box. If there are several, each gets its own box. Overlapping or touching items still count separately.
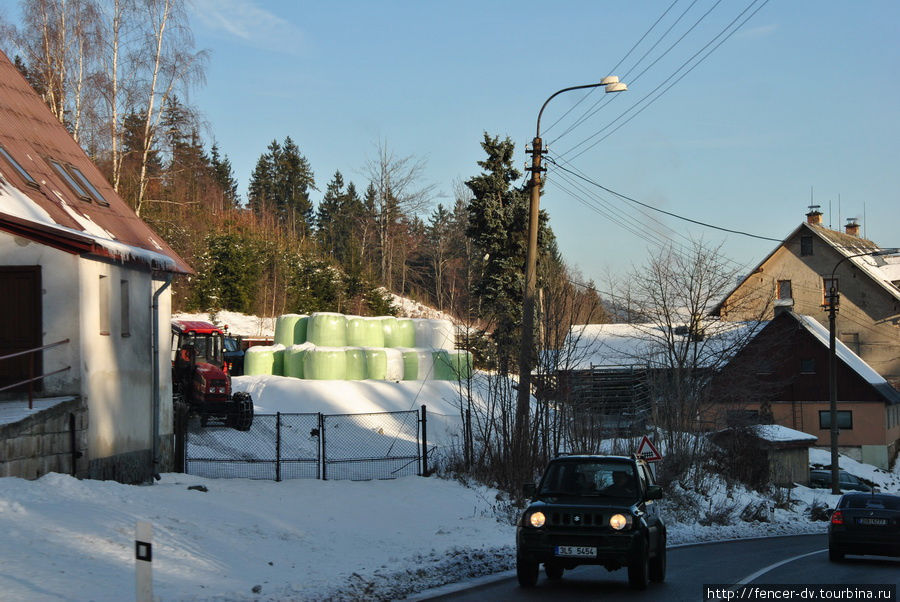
[77,257,173,460]
[0,230,81,395]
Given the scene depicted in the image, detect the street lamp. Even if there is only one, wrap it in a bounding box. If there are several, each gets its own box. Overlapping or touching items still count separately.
[513,77,628,474]
[824,247,899,494]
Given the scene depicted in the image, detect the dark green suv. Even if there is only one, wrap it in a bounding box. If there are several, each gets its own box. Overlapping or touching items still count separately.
[516,455,666,590]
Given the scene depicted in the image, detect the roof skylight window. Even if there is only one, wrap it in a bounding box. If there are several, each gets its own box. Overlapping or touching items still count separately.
[48,158,91,202]
[68,165,109,206]
[0,145,39,188]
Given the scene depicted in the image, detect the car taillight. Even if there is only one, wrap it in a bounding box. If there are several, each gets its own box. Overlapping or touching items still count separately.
[831,510,843,525]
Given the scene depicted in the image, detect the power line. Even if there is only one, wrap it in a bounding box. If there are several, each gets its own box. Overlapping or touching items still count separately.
[559,0,771,160]
[545,154,782,242]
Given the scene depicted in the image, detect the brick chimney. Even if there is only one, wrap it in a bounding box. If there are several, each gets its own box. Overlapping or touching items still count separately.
[806,206,823,225]
[845,218,860,237]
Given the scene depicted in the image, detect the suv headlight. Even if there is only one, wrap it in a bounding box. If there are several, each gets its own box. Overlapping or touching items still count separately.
[609,513,632,530]
[528,511,546,528]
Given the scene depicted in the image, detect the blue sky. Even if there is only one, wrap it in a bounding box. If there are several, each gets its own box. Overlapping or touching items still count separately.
[57,2,900,282]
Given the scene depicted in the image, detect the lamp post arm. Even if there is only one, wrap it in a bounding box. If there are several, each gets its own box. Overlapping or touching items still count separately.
[536,83,606,138]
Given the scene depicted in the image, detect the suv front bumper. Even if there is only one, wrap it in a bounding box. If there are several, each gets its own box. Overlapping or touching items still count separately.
[517,526,643,567]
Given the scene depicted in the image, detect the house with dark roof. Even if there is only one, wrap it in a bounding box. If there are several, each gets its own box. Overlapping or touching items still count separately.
[712,209,900,384]
[705,310,900,469]
[0,50,191,483]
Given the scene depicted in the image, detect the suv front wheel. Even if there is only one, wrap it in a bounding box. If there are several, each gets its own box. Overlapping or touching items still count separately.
[516,556,539,587]
[628,538,650,590]
[649,531,666,582]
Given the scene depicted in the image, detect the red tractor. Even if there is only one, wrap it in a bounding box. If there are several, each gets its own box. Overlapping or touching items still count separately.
[171,320,253,431]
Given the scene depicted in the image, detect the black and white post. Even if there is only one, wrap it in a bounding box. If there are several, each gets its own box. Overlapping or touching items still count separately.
[135,521,153,602]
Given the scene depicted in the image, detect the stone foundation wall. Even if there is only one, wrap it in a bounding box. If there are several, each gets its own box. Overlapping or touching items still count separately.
[0,397,88,479]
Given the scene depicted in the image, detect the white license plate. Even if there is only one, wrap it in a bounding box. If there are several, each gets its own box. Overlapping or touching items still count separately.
[555,546,596,558]
[858,518,887,526]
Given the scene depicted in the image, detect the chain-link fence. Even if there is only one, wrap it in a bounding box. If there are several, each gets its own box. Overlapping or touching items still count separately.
[183,408,424,481]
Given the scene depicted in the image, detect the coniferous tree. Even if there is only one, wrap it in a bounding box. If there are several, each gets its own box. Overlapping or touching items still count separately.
[210,143,239,207]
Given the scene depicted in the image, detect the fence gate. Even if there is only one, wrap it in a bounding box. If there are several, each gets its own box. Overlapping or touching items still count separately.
[321,410,421,480]
[183,409,422,481]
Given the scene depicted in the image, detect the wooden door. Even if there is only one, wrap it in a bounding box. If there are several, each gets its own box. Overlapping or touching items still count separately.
[0,266,42,391]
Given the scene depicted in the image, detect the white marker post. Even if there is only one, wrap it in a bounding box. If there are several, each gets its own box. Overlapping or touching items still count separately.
[135,521,153,602]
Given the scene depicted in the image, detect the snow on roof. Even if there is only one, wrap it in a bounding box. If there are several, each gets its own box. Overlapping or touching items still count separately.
[750,424,817,443]
[563,320,762,370]
[795,314,890,387]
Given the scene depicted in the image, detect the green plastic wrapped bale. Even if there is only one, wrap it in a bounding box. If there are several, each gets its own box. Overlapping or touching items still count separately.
[364,348,387,380]
[345,347,368,380]
[346,316,367,346]
[433,349,473,380]
[303,347,348,380]
[381,316,399,347]
[394,318,416,348]
[399,348,433,380]
[274,314,302,347]
[414,318,456,350]
[271,344,286,376]
[244,346,275,375]
[284,343,313,378]
[363,317,385,348]
[307,312,348,347]
[294,315,308,344]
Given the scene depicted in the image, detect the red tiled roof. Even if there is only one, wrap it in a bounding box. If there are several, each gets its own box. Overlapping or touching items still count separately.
[0,50,191,274]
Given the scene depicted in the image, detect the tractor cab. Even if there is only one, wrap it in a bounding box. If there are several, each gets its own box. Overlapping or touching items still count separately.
[171,320,253,431]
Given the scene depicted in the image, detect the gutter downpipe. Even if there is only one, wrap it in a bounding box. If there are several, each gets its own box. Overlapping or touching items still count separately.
[151,272,172,481]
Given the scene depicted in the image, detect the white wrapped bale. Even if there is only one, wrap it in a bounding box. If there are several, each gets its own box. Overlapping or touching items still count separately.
[307,312,348,347]
[414,318,456,350]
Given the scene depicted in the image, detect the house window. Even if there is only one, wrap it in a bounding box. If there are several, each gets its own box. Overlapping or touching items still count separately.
[800,235,813,256]
[819,410,853,430]
[823,277,839,307]
[120,279,130,337]
[0,144,39,188]
[777,280,792,301]
[840,332,860,355]
[48,158,92,201]
[800,358,815,374]
[99,275,110,335]
[69,165,109,206]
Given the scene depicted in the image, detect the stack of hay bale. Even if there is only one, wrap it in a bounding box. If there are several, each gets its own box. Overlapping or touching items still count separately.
[243,312,472,381]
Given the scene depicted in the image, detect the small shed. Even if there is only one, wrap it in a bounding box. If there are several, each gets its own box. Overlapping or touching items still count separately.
[710,424,818,487]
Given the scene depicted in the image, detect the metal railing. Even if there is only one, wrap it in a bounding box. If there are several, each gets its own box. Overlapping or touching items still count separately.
[0,339,71,408]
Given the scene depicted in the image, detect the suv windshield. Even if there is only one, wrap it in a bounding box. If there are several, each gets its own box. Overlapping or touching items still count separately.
[538,460,640,501]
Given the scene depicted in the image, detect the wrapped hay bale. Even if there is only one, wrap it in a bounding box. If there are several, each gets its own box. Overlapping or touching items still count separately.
[363,317,385,348]
[271,344,286,376]
[384,348,403,380]
[283,343,314,378]
[414,318,456,350]
[344,347,368,380]
[432,349,473,380]
[307,312,348,347]
[303,346,348,380]
[346,315,367,347]
[294,315,309,344]
[381,316,399,347]
[274,314,302,347]
[244,346,275,375]
[394,318,416,348]
[364,347,404,381]
[399,348,434,380]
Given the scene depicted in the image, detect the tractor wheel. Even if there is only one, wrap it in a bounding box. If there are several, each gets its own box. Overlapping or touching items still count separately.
[229,392,254,431]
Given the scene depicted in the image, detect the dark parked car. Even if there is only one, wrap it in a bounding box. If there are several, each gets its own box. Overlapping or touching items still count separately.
[829,492,900,561]
[809,469,872,492]
[516,455,666,590]
[223,335,245,376]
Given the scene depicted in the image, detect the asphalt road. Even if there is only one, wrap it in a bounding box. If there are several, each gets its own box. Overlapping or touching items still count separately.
[421,534,900,601]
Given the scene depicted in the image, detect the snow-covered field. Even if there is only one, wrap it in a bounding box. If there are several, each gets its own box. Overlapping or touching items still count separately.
[3,364,899,601]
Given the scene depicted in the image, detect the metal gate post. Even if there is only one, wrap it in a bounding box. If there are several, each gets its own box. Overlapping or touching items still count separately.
[319,413,327,481]
[275,412,282,482]
[420,404,428,477]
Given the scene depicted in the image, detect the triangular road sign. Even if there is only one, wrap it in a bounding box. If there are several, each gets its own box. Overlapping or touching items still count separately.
[636,435,662,462]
